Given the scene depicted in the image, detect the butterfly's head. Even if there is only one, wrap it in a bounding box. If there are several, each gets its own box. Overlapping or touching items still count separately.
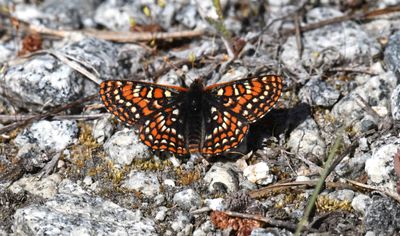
[189,78,205,92]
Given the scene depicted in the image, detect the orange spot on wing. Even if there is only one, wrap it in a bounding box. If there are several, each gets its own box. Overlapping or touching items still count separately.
[122,84,132,92]
[153,88,164,98]
[224,86,233,96]
[151,128,157,137]
[142,107,152,115]
[217,114,223,124]
[140,87,148,97]
[237,83,246,93]
[137,100,147,108]
[232,104,241,113]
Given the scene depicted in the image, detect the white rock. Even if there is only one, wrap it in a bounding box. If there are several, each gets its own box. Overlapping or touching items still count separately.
[121,171,160,197]
[287,118,326,158]
[9,174,62,199]
[103,128,151,167]
[243,162,273,185]
[351,194,372,215]
[15,120,78,152]
[365,143,399,184]
[204,198,224,211]
[173,189,201,210]
[204,163,239,193]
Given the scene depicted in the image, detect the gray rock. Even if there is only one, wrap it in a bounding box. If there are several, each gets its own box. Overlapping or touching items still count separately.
[384,31,400,77]
[281,7,380,80]
[192,221,213,236]
[391,84,400,120]
[12,190,156,235]
[299,77,340,107]
[330,189,355,202]
[1,38,119,109]
[103,128,151,166]
[170,211,192,233]
[204,163,239,193]
[287,117,326,158]
[331,72,397,128]
[15,120,78,153]
[351,194,372,215]
[9,174,62,199]
[173,189,201,210]
[121,171,160,197]
[365,196,400,234]
[92,114,114,143]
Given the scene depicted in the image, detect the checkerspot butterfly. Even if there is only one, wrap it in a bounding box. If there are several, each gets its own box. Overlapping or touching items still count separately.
[99,75,283,156]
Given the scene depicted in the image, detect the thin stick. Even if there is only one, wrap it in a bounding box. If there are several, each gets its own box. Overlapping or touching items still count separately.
[0,113,105,123]
[0,94,97,135]
[0,11,204,43]
[281,6,400,36]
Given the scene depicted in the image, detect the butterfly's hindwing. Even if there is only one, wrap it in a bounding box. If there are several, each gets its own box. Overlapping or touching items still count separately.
[139,105,188,155]
[201,105,249,155]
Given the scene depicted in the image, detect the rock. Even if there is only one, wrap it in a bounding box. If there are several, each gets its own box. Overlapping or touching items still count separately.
[1,38,119,109]
[331,72,397,128]
[204,198,224,211]
[299,77,340,107]
[365,196,400,234]
[384,31,400,77]
[193,221,213,236]
[9,174,62,199]
[12,189,156,235]
[281,7,380,80]
[103,128,151,166]
[92,114,114,143]
[287,117,326,158]
[15,120,78,153]
[170,211,192,233]
[121,171,160,197]
[173,189,201,210]
[365,142,399,184]
[391,84,400,120]
[203,163,239,193]
[330,189,355,202]
[155,207,168,222]
[243,162,274,185]
[351,194,372,215]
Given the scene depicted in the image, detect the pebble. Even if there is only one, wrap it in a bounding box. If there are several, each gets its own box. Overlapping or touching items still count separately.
[391,84,400,120]
[173,189,202,210]
[243,162,274,185]
[287,118,326,158]
[384,30,400,77]
[351,194,372,215]
[365,196,400,234]
[15,120,78,152]
[299,77,340,107]
[103,128,151,167]
[121,171,160,197]
[203,163,239,193]
[365,141,399,184]
[9,174,62,199]
[155,207,168,222]
[92,115,114,143]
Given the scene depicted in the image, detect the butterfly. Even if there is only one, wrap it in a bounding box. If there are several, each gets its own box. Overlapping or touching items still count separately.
[99,75,283,156]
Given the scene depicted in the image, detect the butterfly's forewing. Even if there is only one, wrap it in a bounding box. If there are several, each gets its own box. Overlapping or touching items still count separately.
[100,80,188,154]
[201,75,283,155]
[205,75,283,123]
